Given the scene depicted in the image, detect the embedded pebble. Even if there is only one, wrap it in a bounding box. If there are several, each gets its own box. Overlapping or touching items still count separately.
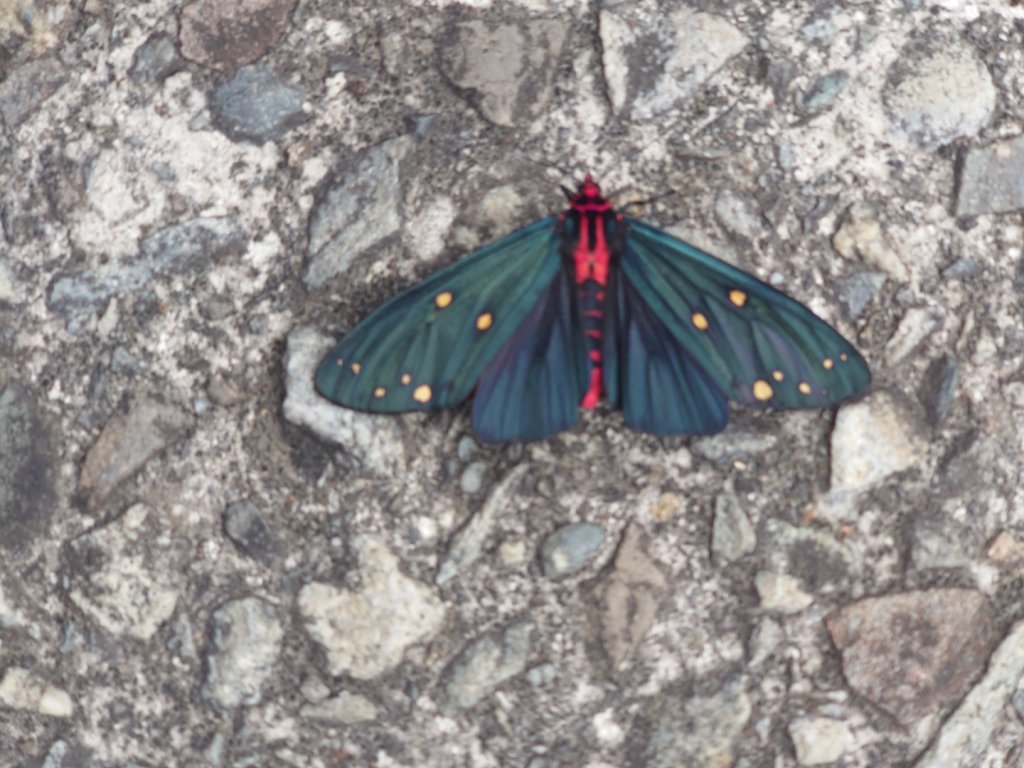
[0,383,57,554]
[714,189,761,240]
[789,717,854,766]
[916,618,1024,768]
[884,41,996,148]
[210,65,307,143]
[830,393,920,493]
[601,4,746,119]
[0,667,73,718]
[832,203,908,281]
[459,461,487,495]
[79,396,192,502]
[919,356,959,427]
[838,271,886,320]
[439,18,569,127]
[0,57,67,127]
[304,137,409,287]
[956,134,1024,217]
[711,490,756,564]
[755,571,813,614]
[179,0,296,72]
[826,589,993,725]
[692,430,778,464]
[885,307,942,365]
[445,620,534,709]
[910,518,969,570]
[204,597,284,709]
[0,258,20,303]
[67,504,185,640]
[298,536,445,679]
[130,33,184,82]
[803,70,850,114]
[282,326,408,476]
[539,522,605,577]
[223,500,276,562]
[302,691,378,724]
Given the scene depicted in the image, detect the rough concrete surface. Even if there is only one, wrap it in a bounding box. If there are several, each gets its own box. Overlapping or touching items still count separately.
[2,1,1024,767]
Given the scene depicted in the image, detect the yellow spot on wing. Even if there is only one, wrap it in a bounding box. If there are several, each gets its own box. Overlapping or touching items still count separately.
[692,312,709,330]
[823,358,834,369]
[413,384,432,403]
[752,380,773,401]
[772,370,784,382]
[729,289,748,307]
[435,291,453,308]
[400,373,411,385]
[476,312,493,331]
[351,362,361,374]
[374,387,386,398]
[798,382,812,395]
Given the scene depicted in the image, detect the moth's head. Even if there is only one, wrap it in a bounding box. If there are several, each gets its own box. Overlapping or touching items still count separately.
[563,174,610,212]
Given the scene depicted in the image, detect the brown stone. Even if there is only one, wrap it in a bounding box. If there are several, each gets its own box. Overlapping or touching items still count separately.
[825,589,994,724]
[179,0,296,73]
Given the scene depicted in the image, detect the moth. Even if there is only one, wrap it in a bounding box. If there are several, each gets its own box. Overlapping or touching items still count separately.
[315,176,870,441]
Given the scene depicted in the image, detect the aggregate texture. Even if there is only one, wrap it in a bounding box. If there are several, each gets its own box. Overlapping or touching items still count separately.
[2,1,1024,766]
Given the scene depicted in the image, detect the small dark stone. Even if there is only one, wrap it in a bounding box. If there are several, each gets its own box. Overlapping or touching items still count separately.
[802,70,850,114]
[210,65,307,143]
[130,33,185,82]
[223,500,276,561]
[919,356,959,427]
[0,57,68,128]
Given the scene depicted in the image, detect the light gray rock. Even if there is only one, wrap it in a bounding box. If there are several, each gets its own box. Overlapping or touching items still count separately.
[714,190,761,240]
[539,522,606,577]
[0,667,73,718]
[885,307,943,365]
[838,271,886,320]
[830,393,920,493]
[440,18,569,127]
[458,461,487,495]
[437,465,528,585]
[588,525,668,669]
[916,619,1024,768]
[302,691,378,724]
[0,383,57,554]
[825,589,994,725]
[210,65,307,143]
[304,137,409,287]
[755,571,813,614]
[79,396,192,502]
[910,518,969,570]
[67,504,184,640]
[282,326,408,476]
[789,717,854,766]
[298,535,445,679]
[803,70,850,114]
[0,258,20,304]
[711,490,756,564]
[445,620,534,709]
[692,430,778,465]
[956,134,1024,217]
[833,203,908,281]
[601,3,747,119]
[884,41,995,148]
[205,597,284,709]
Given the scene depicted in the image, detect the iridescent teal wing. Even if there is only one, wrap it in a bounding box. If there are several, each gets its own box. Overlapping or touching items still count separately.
[616,218,870,417]
[315,217,589,438]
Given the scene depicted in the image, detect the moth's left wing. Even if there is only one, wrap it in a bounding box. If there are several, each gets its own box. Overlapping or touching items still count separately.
[315,218,564,412]
[621,218,870,409]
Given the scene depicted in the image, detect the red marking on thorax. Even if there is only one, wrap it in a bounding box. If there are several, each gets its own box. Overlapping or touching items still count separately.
[568,175,612,410]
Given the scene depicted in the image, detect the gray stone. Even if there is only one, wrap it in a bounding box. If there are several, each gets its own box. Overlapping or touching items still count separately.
[803,70,850,114]
[297,535,445,680]
[179,0,296,73]
[1013,690,1024,722]
[919,355,959,427]
[826,589,994,725]
[304,137,409,287]
[916,619,1024,768]
[79,396,191,502]
[0,57,67,127]
[588,525,668,669]
[884,41,995,148]
[833,203,908,281]
[838,271,886,320]
[210,65,307,143]
[830,393,920,493]
[437,465,529,585]
[302,691,378,724]
[282,326,408,477]
[0,257,20,304]
[710,490,756,564]
[713,190,761,240]
[458,461,487,495]
[0,667,73,718]
[440,18,569,127]
[755,571,813,614]
[445,620,534,709]
[205,597,284,709]
[692,430,778,464]
[223,500,276,561]
[130,33,184,82]
[67,504,184,640]
[789,717,854,766]
[0,383,57,554]
[885,307,943,365]
[601,3,747,119]
[539,522,605,577]
[910,518,969,570]
[957,134,1024,217]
